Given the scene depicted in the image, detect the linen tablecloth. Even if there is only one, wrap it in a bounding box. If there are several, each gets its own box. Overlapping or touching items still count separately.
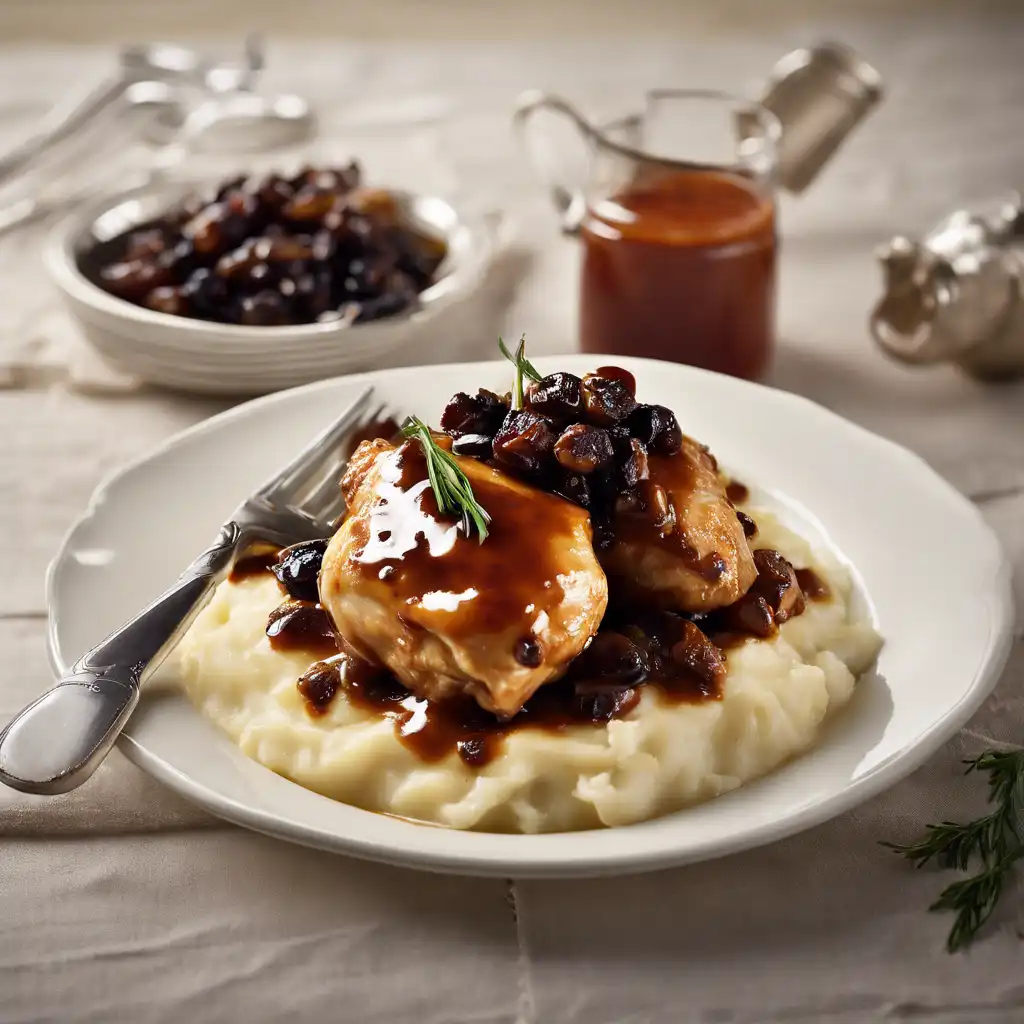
[2,8,1023,1022]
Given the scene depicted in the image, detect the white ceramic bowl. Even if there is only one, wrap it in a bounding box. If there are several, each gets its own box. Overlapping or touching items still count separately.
[46,182,502,394]
[46,356,1014,877]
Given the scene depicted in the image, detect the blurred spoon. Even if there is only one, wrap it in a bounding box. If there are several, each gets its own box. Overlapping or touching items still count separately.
[0,37,264,190]
[178,91,315,154]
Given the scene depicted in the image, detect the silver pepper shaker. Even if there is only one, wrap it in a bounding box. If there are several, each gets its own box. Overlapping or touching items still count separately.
[871,194,1024,381]
[759,42,884,193]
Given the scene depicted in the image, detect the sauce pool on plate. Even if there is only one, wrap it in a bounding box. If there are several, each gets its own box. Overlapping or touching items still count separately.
[237,534,823,770]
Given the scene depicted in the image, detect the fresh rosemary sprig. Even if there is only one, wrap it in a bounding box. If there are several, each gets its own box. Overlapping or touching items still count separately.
[931,849,1023,953]
[402,416,490,543]
[498,334,542,409]
[883,749,1024,952]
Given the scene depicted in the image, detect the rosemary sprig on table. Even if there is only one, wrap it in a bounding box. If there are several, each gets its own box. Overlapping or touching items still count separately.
[883,749,1024,952]
[402,416,490,543]
[498,334,542,408]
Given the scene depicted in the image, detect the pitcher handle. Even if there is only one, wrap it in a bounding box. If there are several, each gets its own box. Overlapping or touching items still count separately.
[513,90,596,236]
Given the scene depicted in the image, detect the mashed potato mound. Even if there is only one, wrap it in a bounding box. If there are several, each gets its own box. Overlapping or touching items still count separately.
[174,511,881,833]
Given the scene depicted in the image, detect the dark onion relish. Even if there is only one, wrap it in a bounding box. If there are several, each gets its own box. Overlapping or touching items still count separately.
[87,164,445,326]
[438,366,682,539]
[271,539,329,603]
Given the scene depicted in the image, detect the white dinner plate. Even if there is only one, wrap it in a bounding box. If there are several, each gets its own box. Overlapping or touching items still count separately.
[46,356,1014,877]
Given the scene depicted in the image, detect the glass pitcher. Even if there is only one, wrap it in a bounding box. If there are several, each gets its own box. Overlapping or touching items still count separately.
[514,89,781,380]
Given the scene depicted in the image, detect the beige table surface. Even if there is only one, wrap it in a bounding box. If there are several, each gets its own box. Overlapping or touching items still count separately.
[1,4,1023,1023]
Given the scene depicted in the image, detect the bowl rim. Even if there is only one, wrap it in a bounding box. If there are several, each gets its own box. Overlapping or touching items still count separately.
[45,179,496,346]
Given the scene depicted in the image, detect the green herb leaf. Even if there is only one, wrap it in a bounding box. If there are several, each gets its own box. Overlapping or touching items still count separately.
[881,810,1009,872]
[884,749,1024,951]
[498,334,541,409]
[930,849,1024,953]
[401,416,490,543]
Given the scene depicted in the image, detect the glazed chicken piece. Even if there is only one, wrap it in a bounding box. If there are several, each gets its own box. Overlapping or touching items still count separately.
[600,435,756,613]
[320,437,608,718]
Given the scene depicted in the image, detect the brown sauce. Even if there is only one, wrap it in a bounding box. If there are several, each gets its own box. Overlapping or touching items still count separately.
[297,644,717,768]
[704,550,815,649]
[579,170,776,380]
[725,480,749,504]
[795,567,831,602]
[296,660,344,716]
[266,601,340,657]
[611,443,750,595]
[229,522,822,771]
[610,450,690,550]
[736,510,758,539]
[229,550,281,583]
[353,673,647,768]
[350,440,589,644]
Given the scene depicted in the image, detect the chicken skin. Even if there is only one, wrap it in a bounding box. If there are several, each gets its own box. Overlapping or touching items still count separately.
[600,435,756,613]
[320,437,608,718]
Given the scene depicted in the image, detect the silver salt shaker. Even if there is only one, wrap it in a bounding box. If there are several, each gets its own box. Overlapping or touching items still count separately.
[759,42,884,193]
[871,194,1024,381]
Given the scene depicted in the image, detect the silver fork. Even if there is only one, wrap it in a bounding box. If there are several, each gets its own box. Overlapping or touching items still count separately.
[0,384,384,796]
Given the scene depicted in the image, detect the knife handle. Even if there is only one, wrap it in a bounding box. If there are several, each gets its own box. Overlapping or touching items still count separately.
[0,522,241,795]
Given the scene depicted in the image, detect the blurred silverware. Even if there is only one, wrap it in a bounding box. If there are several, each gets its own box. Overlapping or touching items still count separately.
[0,39,264,189]
[176,91,316,155]
[0,36,316,238]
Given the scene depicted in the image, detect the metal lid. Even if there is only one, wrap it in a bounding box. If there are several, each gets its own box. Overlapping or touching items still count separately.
[759,42,883,193]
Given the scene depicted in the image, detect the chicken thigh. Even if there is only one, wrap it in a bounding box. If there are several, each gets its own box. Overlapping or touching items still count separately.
[320,437,608,718]
[600,435,756,612]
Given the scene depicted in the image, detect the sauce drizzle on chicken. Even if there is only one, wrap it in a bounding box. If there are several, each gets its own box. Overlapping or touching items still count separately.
[245,529,821,768]
[320,437,609,718]
[349,440,576,641]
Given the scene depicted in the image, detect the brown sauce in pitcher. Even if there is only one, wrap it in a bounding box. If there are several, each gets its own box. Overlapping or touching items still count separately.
[579,169,776,380]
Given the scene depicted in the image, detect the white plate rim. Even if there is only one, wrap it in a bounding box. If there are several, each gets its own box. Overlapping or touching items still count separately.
[44,357,1016,877]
